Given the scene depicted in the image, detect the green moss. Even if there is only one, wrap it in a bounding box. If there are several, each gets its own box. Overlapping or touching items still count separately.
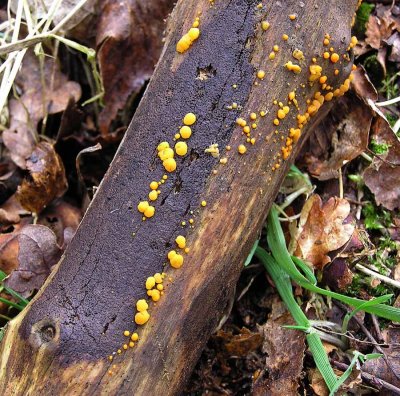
[353,3,375,37]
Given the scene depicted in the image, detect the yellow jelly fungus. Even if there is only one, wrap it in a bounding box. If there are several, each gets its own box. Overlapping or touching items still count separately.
[289,128,301,143]
[273,119,280,126]
[157,284,164,291]
[250,138,256,145]
[175,141,188,156]
[323,52,330,59]
[250,112,257,120]
[282,34,289,41]
[109,355,113,361]
[325,92,334,101]
[135,311,150,325]
[149,190,158,201]
[136,299,149,312]
[261,21,270,31]
[157,142,169,152]
[220,157,228,164]
[319,75,328,84]
[238,144,247,154]
[175,235,186,249]
[189,218,194,224]
[163,158,177,172]
[151,290,161,302]
[170,253,184,268]
[273,45,279,52]
[283,106,289,114]
[323,38,330,46]
[124,330,130,337]
[183,112,196,125]
[138,201,149,213]
[285,61,301,74]
[289,14,296,20]
[293,49,305,61]
[188,28,200,41]
[260,110,266,117]
[252,123,257,129]
[131,333,139,341]
[146,277,156,290]
[309,65,322,82]
[150,181,158,190]
[289,91,296,101]
[117,349,122,354]
[277,109,286,119]
[154,273,163,283]
[201,200,207,207]
[232,102,238,109]
[180,126,192,139]
[123,344,128,350]
[129,342,134,348]
[174,133,181,139]
[144,206,155,218]
[243,126,250,134]
[269,52,275,60]
[257,70,265,79]
[330,53,340,63]
[159,147,174,161]
[236,117,246,127]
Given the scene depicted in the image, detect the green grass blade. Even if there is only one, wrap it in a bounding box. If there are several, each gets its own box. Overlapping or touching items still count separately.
[256,247,309,327]
[244,239,259,267]
[0,297,24,311]
[267,207,400,322]
[4,287,29,306]
[292,255,317,285]
[307,332,338,391]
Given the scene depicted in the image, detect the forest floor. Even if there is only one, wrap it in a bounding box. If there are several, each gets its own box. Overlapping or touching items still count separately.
[0,1,400,395]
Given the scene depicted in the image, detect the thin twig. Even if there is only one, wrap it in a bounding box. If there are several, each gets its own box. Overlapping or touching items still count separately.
[355,263,400,289]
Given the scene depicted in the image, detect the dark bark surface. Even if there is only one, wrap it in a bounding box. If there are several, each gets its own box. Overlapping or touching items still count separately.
[0,0,359,394]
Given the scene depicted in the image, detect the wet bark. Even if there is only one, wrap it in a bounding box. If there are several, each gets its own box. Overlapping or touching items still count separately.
[0,0,359,394]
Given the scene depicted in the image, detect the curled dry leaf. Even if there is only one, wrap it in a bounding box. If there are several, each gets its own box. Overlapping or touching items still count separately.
[1,224,61,298]
[16,142,68,214]
[96,0,176,136]
[252,298,305,396]
[0,195,29,228]
[293,195,355,270]
[216,327,263,357]
[363,327,400,389]
[300,67,376,181]
[2,50,81,170]
[364,116,400,211]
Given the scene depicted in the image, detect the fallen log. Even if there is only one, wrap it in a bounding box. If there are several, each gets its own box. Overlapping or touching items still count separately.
[0,0,360,394]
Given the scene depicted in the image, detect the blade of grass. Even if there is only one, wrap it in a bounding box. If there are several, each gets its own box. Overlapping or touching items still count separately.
[267,207,400,322]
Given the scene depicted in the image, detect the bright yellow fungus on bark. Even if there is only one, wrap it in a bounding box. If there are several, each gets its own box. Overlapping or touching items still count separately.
[169,253,184,268]
[257,70,265,79]
[123,344,128,350]
[285,61,301,73]
[323,52,330,59]
[157,141,169,152]
[282,34,289,41]
[250,112,257,120]
[149,190,158,201]
[330,53,340,63]
[175,141,188,156]
[144,206,155,218]
[138,201,149,213]
[163,158,177,172]
[131,333,139,341]
[277,109,286,119]
[289,14,296,20]
[273,45,279,52]
[137,299,148,312]
[238,145,247,154]
[124,330,130,337]
[146,277,156,290]
[135,311,150,325]
[188,28,200,41]
[201,200,207,207]
[154,273,163,283]
[159,147,174,161]
[129,342,134,348]
[261,21,270,31]
[269,52,275,60]
[157,284,164,291]
[183,112,197,125]
[150,290,161,302]
[236,118,246,127]
[288,91,296,101]
[175,235,186,249]
[180,126,192,139]
[150,181,158,190]
[168,250,177,260]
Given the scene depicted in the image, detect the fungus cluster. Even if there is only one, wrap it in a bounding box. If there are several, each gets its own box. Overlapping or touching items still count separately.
[108,5,359,371]
[176,17,201,53]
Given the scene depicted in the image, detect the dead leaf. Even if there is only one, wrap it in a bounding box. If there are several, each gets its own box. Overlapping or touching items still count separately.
[2,224,61,298]
[252,298,305,396]
[293,195,355,270]
[300,67,376,181]
[363,327,400,389]
[16,142,68,214]
[323,258,354,291]
[0,195,29,228]
[216,327,263,357]
[308,368,329,396]
[96,0,175,136]
[365,13,395,50]
[38,200,82,247]
[364,116,400,210]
